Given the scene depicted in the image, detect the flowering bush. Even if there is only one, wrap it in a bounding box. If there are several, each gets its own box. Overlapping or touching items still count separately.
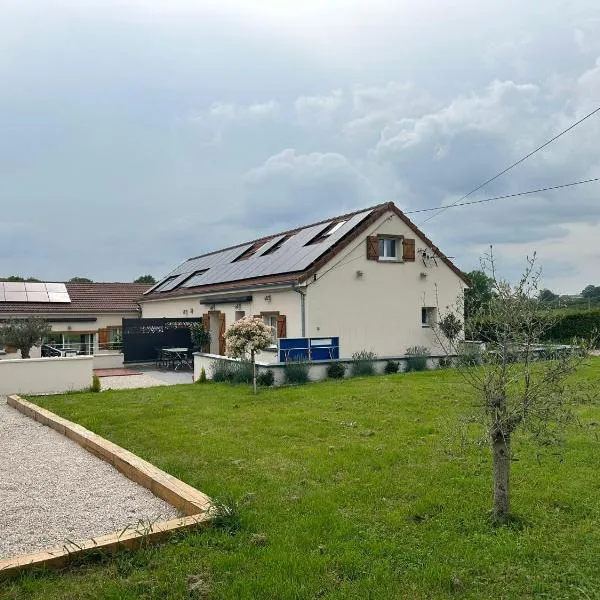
[225,316,273,359]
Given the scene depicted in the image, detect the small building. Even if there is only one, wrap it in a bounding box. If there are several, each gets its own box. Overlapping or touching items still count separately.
[139,202,468,358]
[0,281,149,357]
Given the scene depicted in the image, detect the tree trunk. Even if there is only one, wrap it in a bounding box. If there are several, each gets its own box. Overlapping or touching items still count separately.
[20,347,30,359]
[491,428,511,524]
[251,349,257,395]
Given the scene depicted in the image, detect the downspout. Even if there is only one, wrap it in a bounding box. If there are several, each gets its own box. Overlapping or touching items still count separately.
[292,285,306,337]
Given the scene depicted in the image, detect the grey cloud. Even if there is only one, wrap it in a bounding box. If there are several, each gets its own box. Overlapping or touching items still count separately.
[241,149,376,228]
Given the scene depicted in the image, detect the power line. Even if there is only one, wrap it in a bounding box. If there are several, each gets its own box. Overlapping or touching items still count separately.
[405,177,600,215]
[419,105,600,225]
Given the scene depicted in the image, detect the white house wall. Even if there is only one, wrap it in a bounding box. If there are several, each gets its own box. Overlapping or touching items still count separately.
[304,211,465,357]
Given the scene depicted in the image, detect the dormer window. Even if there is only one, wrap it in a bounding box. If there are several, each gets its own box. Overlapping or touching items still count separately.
[233,242,263,262]
[306,220,347,245]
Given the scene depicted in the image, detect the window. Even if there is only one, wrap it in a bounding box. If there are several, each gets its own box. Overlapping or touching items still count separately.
[422,307,437,327]
[152,276,178,292]
[179,269,209,288]
[235,310,245,321]
[262,235,291,256]
[233,242,263,262]
[305,220,347,245]
[263,314,278,344]
[378,238,398,260]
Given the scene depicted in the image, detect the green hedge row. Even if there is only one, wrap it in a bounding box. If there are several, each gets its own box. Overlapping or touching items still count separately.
[467,309,600,345]
[542,310,600,343]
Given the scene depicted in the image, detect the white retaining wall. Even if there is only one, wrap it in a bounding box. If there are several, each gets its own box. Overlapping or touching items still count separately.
[92,353,124,370]
[0,356,94,396]
[194,352,444,385]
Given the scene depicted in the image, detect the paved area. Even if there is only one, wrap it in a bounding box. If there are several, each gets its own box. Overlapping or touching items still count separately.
[99,367,194,390]
[0,400,181,560]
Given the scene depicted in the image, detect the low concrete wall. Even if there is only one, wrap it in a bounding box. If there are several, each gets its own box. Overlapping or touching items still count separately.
[0,356,93,396]
[194,353,446,385]
[92,353,124,370]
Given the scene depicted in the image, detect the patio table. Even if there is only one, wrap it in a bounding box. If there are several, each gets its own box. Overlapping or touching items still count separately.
[161,348,191,371]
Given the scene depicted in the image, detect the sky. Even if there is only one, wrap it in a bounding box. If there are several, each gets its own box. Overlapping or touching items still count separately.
[1,0,599,293]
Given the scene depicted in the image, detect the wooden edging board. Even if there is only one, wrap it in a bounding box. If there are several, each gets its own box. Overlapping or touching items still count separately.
[1,395,213,578]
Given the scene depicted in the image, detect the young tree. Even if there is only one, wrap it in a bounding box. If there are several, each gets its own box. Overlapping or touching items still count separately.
[0,318,52,359]
[134,274,156,284]
[225,316,273,394]
[436,251,593,524]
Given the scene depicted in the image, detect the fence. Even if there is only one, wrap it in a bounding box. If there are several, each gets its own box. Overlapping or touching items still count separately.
[122,318,202,363]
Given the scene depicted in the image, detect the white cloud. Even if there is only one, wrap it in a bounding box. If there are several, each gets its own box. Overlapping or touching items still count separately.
[294,90,343,127]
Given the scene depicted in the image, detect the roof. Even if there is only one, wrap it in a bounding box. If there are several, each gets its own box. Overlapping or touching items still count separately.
[0,282,150,315]
[143,202,468,301]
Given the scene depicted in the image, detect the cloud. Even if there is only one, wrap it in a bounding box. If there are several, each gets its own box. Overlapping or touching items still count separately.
[294,90,343,127]
[342,82,439,144]
[241,149,376,227]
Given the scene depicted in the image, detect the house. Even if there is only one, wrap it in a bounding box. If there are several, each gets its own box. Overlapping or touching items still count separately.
[139,202,468,358]
[0,282,149,357]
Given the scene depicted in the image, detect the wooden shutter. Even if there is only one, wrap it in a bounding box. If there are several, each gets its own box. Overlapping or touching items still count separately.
[218,312,226,355]
[276,315,287,338]
[403,238,416,261]
[201,313,210,352]
[98,328,108,346]
[366,236,379,261]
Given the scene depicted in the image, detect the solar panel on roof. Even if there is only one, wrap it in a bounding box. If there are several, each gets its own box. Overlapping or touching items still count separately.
[0,282,71,303]
[147,209,374,293]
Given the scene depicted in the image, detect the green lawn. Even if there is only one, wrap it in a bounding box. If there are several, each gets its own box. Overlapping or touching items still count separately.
[3,363,600,599]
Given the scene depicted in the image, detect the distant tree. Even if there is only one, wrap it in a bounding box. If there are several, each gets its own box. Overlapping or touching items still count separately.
[465,270,495,320]
[0,318,52,359]
[538,288,559,303]
[436,250,594,525]
[69,277,93,283]
[134,274,156,284]
[1,275,41,282]
[581,285,600,300]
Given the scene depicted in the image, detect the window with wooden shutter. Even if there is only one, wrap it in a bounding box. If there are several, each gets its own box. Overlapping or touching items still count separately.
[403,238,416,261]
[366,236,378,260]
[276,315,287,338]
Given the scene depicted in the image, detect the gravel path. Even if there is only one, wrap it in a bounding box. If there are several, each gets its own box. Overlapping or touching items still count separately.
[100,370,193,390]
[0,400,181,560]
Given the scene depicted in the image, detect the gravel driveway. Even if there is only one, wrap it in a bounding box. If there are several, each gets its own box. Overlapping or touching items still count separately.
[0,400,180,560]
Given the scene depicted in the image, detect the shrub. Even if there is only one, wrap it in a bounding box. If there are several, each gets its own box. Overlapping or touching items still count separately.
[232,360,254,385]
[384,360,399,374]
[327,361,346,379]
[196,366,207,383]
[90,374,101,393]
[257,369,275,387]
[405,346,430,372]
[284,360,310,385]
[351,350,378,377]
[438,356,453,369]
[211,360,236,383]
[190,323,211,352]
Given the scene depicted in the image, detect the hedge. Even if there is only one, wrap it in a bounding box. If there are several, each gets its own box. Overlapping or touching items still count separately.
[467,309,600,347]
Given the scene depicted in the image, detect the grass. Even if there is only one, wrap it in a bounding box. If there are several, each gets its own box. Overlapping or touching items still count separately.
[3,362,600,599]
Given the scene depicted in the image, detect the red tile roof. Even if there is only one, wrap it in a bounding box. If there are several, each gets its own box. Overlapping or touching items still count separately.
[0,283,150,315]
